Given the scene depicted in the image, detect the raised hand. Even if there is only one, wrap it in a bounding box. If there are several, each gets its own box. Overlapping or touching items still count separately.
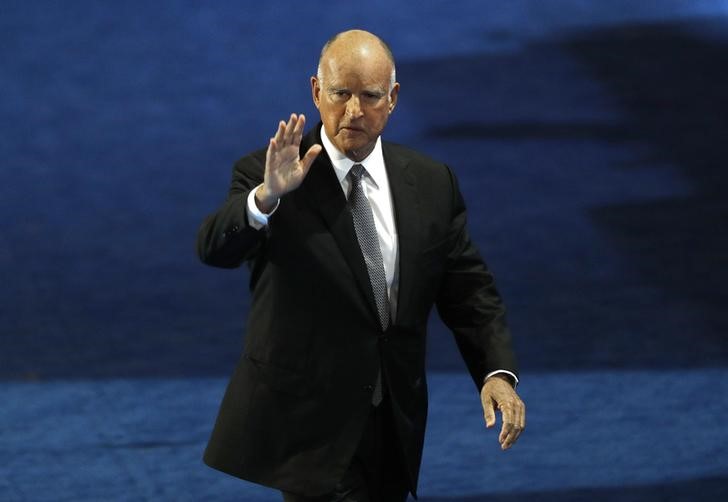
[255,113,322,212]
[481,374,526,450]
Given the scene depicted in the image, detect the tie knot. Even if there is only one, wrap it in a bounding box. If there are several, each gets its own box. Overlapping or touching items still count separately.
[349,164,366,182]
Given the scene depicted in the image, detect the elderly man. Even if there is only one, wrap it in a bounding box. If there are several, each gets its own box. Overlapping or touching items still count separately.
[197,29,525,501]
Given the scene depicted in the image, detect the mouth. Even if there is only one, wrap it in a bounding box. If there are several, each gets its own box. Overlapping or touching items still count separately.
[340,126,364,133]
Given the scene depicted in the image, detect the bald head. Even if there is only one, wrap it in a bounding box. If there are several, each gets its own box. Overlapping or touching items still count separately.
[317,30,396,91]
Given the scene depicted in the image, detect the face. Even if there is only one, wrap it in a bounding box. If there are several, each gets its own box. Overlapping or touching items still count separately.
[312,47,399,162]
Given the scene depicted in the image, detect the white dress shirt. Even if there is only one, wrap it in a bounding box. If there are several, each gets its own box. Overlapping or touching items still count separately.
[246,127,517,386]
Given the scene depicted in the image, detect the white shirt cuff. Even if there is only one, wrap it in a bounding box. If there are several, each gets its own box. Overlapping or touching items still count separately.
[485,370,519,388]
[246,184,280,229]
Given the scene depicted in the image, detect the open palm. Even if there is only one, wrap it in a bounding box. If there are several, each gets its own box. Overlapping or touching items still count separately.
[260,113,322,207]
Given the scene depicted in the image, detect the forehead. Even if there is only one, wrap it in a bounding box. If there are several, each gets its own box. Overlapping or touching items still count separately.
[321,45,392,89]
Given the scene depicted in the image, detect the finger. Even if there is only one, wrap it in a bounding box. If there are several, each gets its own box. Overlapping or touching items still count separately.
[300,144,322,174]
[502,402,525,449]
[274,120,286,145]
[483,398,496,428]
[283,113,297,144]
[502,412,524,449]
[498,403,514,443]
[501,426,522,450]
[292,113,306,145]
[499,418,513,446]
[515,402,524,432]
[509,399,524,433]
[267,137,277,162]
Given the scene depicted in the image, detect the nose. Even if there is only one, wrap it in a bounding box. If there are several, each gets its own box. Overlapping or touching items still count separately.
[345,95,363,119]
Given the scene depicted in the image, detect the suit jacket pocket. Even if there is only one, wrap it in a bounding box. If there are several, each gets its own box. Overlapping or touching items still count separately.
[244,354,311,397]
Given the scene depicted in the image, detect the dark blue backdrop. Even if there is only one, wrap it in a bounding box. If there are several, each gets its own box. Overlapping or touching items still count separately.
[2,1,728,500]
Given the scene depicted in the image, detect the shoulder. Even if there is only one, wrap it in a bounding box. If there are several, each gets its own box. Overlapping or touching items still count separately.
[382,141,457,190]
[382,141,445,169]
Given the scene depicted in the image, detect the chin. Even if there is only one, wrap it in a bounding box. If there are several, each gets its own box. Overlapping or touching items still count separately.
[344,141,366,151]
[336,140,363,153]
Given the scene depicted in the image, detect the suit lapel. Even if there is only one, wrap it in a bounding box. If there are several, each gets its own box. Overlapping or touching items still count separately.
[300,128,380,322]
[383,144,421,326]
[299,127,422,327]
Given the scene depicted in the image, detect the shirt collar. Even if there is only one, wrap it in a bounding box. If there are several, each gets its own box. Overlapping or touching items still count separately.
[320,124,385,189]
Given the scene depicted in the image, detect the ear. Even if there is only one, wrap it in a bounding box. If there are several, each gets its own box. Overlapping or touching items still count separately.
[311,76,321,109]
[388,82,400,114]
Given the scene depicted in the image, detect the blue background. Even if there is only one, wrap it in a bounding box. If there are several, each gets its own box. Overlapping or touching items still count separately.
[2,1,728,500]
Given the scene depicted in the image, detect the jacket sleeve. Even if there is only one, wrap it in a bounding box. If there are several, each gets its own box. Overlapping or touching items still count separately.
[196,149,267,268]
[435,166,519,391]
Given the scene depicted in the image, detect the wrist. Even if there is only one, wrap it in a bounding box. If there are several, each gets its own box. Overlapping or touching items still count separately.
[485,373,515,388]
[255,185,279,213]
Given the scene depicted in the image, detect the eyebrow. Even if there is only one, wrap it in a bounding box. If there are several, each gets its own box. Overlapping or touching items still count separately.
[327,86,386,95]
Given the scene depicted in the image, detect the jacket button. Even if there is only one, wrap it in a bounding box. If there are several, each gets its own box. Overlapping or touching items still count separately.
[221,232,227,239]
[231,225,239,232]
[363,384,374,391]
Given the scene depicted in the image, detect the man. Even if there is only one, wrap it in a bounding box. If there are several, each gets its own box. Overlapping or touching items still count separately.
[197,30,525,501]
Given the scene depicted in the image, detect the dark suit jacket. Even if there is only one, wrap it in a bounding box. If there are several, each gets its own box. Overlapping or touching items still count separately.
[197,124,517,497]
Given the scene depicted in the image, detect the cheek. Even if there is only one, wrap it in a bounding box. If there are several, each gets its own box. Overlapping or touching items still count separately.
[324,108,344,125]
[368,111,390,131]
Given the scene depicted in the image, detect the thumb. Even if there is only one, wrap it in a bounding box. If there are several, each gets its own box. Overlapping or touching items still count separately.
[300,144,323,174]
[484,398,496,428]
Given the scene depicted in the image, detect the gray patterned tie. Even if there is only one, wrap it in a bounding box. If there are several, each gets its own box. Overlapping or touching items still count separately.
[348,164,389,405]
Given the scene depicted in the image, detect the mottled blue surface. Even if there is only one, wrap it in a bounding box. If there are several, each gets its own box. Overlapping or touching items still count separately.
[2,0,728,499]
[2,371,727,501]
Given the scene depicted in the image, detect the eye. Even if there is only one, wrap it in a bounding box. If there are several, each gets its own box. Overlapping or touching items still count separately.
[362,91,385,103]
